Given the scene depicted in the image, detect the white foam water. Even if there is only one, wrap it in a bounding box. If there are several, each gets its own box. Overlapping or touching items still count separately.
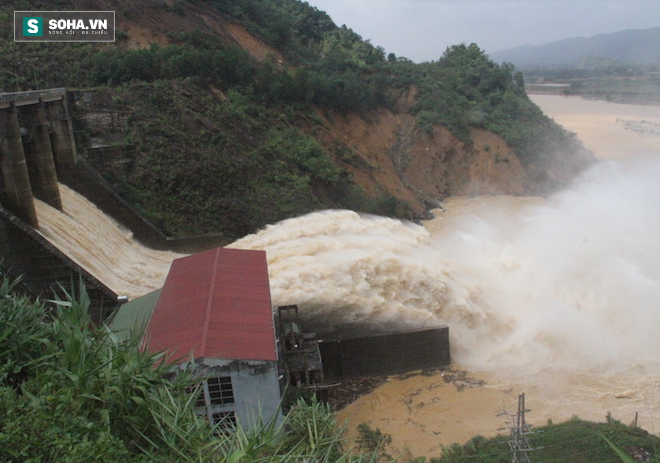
[232,154,660,376]
[29,94,660,435]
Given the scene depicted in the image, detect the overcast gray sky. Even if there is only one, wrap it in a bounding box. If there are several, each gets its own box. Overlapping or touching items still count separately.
[305,0,660,62]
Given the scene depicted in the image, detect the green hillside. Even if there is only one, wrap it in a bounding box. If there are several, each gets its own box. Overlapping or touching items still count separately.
[0,0,590,240]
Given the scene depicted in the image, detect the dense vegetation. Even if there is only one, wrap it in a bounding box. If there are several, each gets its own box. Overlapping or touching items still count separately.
[0,276,387,462]
[0,0,582,239]
[86,80,390,238]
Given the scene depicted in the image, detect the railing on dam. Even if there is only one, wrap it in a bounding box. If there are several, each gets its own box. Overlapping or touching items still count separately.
[0,88,67,104]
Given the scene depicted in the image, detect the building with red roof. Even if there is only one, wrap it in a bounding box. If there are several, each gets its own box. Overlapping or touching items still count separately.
[113,247,281,429]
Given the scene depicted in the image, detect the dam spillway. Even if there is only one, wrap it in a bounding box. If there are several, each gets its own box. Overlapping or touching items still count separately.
[0,88,225,319]
[0,89,114,316]
[0,202,118,320]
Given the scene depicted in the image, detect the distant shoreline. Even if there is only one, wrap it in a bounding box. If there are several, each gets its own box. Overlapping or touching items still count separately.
[526,79,660,106]
[527,89,660,106]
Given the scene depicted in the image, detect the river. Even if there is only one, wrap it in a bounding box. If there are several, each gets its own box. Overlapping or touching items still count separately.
[230,94,660,456]
[33,94,660,458]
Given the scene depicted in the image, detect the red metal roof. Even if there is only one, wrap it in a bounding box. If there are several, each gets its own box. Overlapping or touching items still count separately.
[144,247,276,364]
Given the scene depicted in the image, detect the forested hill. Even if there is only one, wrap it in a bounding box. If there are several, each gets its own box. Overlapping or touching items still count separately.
[0,0,592,240]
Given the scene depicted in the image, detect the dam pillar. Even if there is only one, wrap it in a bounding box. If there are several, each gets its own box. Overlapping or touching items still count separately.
[46,97,77,170]
[18,99,62,211]
[0,102,39,228]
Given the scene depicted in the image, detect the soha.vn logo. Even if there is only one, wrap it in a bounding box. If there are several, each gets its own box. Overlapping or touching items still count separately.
[15,11,115,42]
[22,16,108,37]
[23,17,43,36]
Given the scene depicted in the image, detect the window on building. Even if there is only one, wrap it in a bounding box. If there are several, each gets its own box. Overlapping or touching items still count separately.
[207,376,234,405]
[212,411,237,432]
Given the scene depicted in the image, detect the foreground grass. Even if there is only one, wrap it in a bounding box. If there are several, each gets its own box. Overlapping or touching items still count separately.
[0,277,382,462]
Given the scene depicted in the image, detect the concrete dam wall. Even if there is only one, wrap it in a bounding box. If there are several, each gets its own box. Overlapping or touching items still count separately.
[0,89,73,228]
[0,89,114,318]
[0,89,226,318]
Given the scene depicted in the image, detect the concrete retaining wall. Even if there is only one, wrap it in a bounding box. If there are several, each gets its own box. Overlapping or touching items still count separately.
[318,327,450,381]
